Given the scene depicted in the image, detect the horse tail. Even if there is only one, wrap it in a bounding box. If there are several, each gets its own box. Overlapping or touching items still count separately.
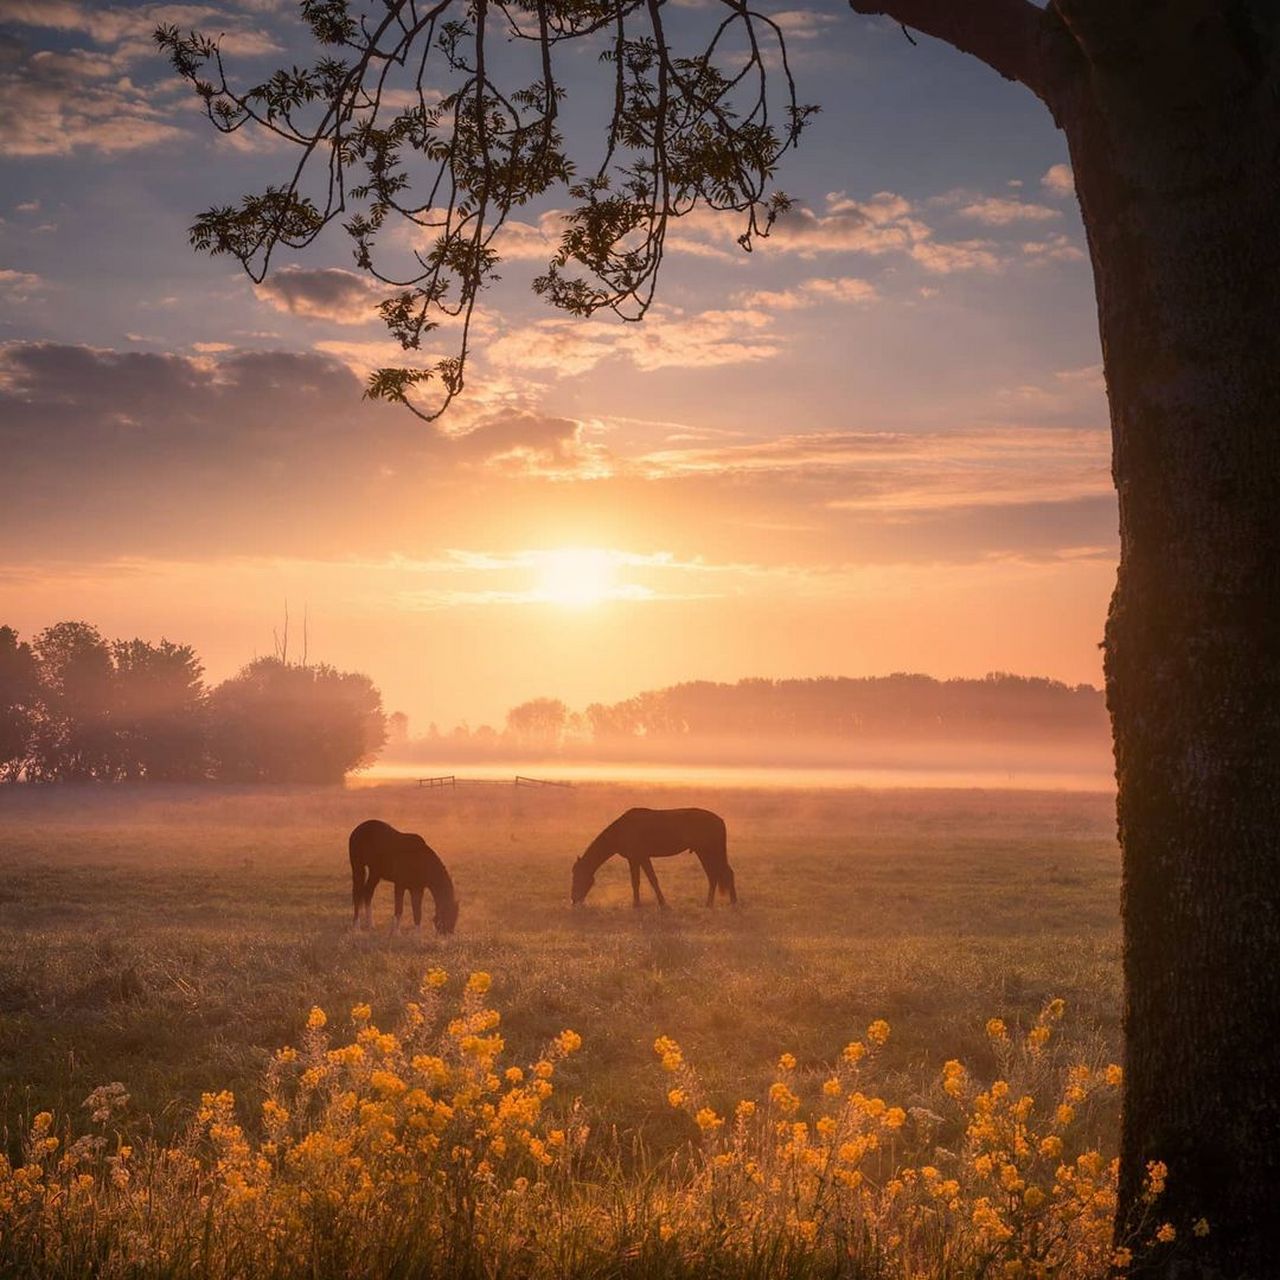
[349,835,368,915]
[710,817,736,902]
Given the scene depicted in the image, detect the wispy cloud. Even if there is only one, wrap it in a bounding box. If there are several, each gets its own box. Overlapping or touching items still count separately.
[486,306,780,376]
[953,195,1060,226]
[637,426,1111,514]
[739,276,878,310]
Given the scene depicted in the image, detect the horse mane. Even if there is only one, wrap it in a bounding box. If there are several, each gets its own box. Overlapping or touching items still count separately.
[578,814,630,873]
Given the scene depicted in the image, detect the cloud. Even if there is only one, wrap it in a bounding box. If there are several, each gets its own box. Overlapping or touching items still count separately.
[0,41,186,156]
[254,266,385,324]
[1042,164,1075,197]
[0,2,280,63]
[739,276,878,310]
[1020,233,1087,264]
[486,307,780,376]
[0,268,43,303]
[769,9,839,39]
[658,192,1006,276]
[0,3,281,156]
[0,341,611,557]
[908,239,1001,274]
[997,365,1107,418]
[636,426,1112,514]
[954,196,1060,226]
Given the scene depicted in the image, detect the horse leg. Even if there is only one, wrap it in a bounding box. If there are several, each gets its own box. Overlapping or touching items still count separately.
[362,875,380,930]
[694,849,716,907]
[351,858,366,928]
[641,859,668,909]
[629,859,642,907]
[392,884,405,933]
[410,887,425,932]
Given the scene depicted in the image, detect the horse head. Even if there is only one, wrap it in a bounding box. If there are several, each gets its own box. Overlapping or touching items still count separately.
[434,894,459,936]
[570,855,594,905]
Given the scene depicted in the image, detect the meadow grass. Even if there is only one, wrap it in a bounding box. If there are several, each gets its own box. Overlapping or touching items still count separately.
[0,781,1131,1277]
[0,782,1119,1142]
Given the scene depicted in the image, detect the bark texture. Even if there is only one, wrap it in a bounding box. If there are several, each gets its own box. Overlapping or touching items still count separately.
[849,3,1280,1274]
[1063,39,1280,1280]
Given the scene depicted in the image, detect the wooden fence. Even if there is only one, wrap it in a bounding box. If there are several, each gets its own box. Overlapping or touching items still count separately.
[417,774,573,789]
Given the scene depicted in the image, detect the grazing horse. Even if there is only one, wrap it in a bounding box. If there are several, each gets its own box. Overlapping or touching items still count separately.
[571,807,737,909]
[349,819,459,935]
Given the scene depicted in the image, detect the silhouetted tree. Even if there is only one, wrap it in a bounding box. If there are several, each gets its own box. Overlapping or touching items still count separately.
[505,697,569,752]
[29,622,117,781]
[0,627,40,781]
[112,638,208,781]
[386,710,410,745]
[162,5,1280,1270]
[206,657,386,784]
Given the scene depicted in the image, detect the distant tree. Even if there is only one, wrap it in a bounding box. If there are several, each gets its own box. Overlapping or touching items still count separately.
[505,698,569,752]
[206,658,386,784]
[386,710,410,745]
[0,627,40,781]
[29,622,117,781]
[112,638,208,781]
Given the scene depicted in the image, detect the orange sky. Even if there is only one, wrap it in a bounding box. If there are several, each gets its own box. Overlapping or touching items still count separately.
[0,1,1116,729]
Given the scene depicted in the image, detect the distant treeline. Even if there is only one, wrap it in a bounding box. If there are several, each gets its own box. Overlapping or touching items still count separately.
[584,674,1108,744]
[405,673,1110,758]
[1,623,385,784]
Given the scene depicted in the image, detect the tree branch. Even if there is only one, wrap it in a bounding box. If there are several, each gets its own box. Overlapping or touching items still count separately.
[848,0,1062,103]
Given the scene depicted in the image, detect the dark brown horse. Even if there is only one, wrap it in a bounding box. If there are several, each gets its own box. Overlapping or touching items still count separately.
[571,807,736,908]
[349,819,458,935]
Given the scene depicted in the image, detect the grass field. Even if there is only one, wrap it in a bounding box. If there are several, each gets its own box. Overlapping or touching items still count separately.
[0,781,1121,1152]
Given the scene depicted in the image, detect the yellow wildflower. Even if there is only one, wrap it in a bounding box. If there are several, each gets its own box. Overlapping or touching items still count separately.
[1194,1218,1210,1237]
[555,1030,582,1055]
[694,1108,723,1132]
[866,1019,891,1046]
[986,1018,1007,1040]
[306,1007,327,1030]
[423,968,448,990]
[1156,1223,1176,1244]
[1106,1063,1124,1087]
[778,1052,796,1071]
[768,1083,800,1115]
[351,1003,372,1022]
[842,1040,866,1064]
[466,972,492,995]
[668,1088,687,1109]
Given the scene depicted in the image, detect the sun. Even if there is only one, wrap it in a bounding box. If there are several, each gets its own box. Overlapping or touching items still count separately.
[532,548,620,608]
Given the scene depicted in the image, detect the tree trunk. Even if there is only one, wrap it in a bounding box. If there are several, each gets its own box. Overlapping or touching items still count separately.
[1064,64,1280,1280]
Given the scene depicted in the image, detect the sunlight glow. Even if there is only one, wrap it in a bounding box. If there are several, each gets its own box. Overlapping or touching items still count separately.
[532,548,621,608]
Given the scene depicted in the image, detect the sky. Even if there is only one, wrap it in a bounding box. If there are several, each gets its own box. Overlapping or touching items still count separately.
[0,0,1116,731]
